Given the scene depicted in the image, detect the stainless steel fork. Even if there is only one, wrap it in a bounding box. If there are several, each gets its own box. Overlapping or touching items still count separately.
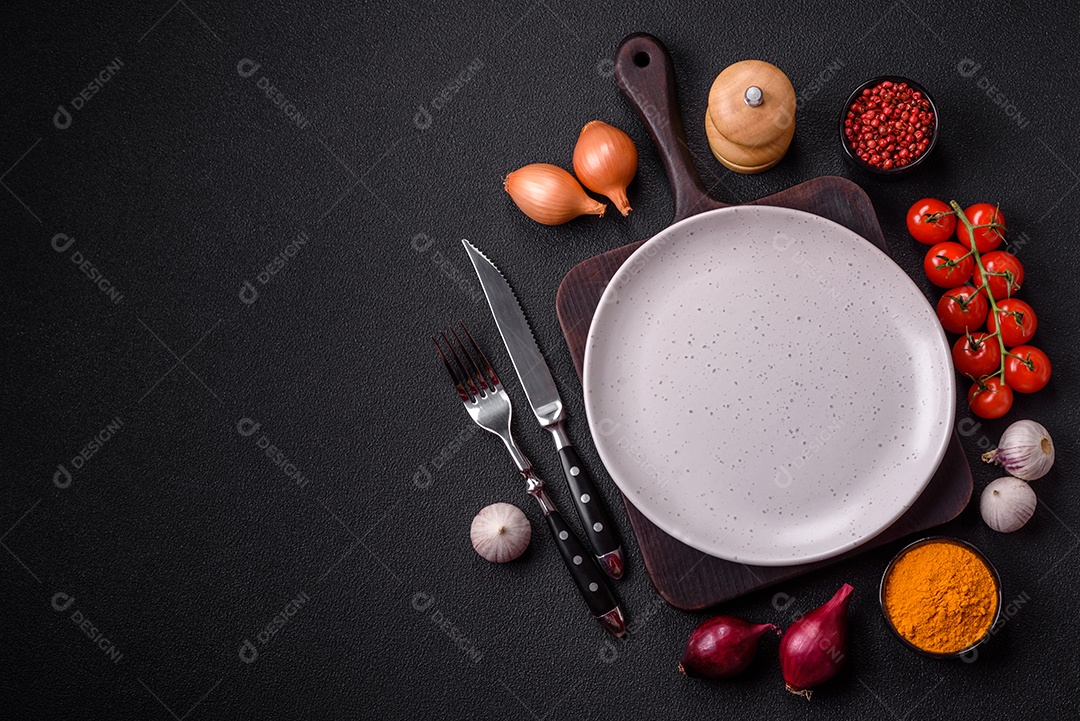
[435,324,626,637]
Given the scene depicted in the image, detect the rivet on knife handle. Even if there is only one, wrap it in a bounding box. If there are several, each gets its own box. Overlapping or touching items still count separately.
[553,429,624,579]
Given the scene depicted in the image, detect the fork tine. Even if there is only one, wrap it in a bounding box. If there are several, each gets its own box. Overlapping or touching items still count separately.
[442,331,481,399]
[459,323,501,389]
[434,336,472,403]
[450,325,489,394]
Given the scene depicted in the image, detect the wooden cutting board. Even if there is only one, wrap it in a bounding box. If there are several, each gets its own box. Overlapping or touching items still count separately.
[555,34,973,610]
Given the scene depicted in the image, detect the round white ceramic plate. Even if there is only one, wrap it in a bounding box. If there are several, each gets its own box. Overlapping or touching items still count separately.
[583,205,955,566]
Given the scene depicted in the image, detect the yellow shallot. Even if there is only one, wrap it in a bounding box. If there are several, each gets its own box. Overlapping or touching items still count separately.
[572,120,638,216]
[504,163,606,226]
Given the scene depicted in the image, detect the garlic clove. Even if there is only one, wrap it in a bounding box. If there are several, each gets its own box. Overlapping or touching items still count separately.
[470,502,531,562]
[504,163,606,226]
[980,477,1037,533]
[572,120,638,216]
[982,419,1054,481]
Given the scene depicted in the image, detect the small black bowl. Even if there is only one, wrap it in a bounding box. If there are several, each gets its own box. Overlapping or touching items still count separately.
[879,536,1002,659]
[839,76,938,177]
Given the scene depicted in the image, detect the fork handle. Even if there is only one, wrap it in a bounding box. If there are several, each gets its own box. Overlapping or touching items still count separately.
[529,486,626,637]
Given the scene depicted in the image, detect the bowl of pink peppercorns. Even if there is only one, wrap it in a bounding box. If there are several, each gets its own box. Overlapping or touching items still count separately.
[839,76,937,176]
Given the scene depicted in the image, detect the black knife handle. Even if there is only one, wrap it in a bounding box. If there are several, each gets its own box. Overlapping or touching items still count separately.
[559,445,623,566]
[543,507,622,620]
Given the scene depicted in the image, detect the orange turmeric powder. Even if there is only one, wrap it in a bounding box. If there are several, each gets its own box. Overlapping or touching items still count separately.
[883,540,999,654]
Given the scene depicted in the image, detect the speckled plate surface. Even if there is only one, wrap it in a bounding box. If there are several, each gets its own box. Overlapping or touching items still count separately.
[583,205,955,566]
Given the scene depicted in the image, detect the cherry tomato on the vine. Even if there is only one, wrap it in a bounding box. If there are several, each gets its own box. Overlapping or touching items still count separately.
[952,333,1001,378]
[968,377,1014,419]
[936,286,988,334]
[956,203,1006,253]
[907,198,957,244]
[1003,345,1052,393]
[988,298,1037,346]
[974,250,1024,299]
[923,242,974,287]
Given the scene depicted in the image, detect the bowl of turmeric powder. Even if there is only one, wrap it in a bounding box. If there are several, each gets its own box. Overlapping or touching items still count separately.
[879,537,1002,658]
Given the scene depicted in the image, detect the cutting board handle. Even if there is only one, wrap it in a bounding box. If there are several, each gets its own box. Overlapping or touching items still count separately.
[614,33,727,221]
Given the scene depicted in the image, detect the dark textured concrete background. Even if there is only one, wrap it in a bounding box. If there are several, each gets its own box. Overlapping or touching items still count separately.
[4,1,1078,718]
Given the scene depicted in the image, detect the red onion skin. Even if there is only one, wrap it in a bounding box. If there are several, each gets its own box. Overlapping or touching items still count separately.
[679,616,780,679]
[779,584,854,699]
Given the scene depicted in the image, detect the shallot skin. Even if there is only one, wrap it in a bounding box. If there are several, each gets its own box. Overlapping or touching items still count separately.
[503,163,606,226]
[679,616,779,679]
[779,584,853,699]
[572,120,638,216]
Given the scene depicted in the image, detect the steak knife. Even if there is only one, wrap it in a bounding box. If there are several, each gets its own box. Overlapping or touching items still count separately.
[463,239,624,579]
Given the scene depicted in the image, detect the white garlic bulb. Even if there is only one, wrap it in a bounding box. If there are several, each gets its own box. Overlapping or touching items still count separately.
[980,477,1037,533]
[470,503,530,562]
[982,420,1054,481]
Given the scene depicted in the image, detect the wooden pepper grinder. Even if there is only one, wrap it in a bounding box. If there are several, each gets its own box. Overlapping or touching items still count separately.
[705,60,796,174]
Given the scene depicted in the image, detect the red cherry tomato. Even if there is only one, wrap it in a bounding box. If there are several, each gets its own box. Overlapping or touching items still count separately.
[936,286,988,334]
[923,242,974,287]
[988,298,1037,346]
[956,203,1005,253]
[952,333,1002,378]
[974,251,1024,298]
[907,198,957,244]
[968,377,1013,419]
[1004,345,1052,393]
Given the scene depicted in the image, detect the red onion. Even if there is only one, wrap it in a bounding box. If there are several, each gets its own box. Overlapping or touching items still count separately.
[779,584,853,699]
[679,616,780,679]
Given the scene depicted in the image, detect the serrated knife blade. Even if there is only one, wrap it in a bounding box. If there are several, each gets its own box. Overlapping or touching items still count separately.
[461,240,564,427]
